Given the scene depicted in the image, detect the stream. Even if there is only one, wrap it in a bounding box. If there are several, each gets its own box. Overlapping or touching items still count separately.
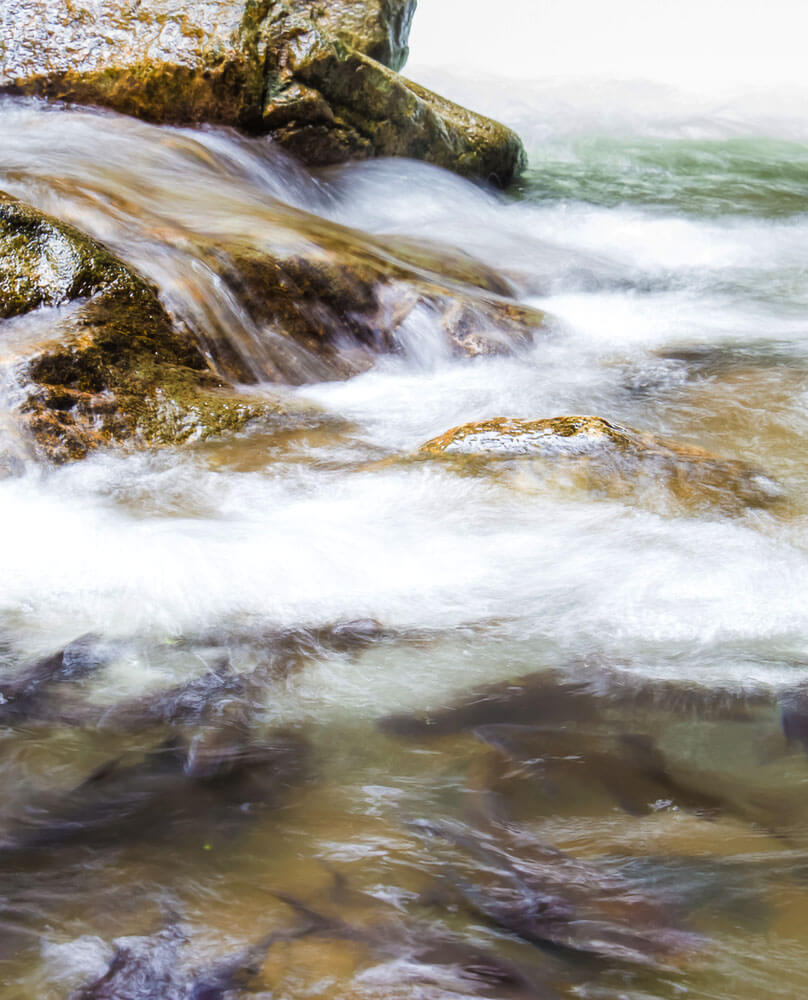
[2,23,808,1000]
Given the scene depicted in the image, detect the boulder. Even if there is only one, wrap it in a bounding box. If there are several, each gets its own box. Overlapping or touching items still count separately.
[0,195,545,461]
[198,226,545,384]
[0,194,302,462]
[0,0,525,186]
[417,415,784,512]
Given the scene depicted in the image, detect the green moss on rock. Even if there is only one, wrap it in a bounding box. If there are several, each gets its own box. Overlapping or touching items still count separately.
[0,197,133,320]
[0,0,524,186]
[0,194,289,461]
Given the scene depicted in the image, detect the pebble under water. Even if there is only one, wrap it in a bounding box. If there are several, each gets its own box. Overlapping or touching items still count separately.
[2,55,808,1000]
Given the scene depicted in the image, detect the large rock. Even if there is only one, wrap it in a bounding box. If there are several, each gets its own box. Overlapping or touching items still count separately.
[197,226,545,384]
[417,415,784,512]
[0,195,545,461]
[0,195,302,462]
[0,0,525,186]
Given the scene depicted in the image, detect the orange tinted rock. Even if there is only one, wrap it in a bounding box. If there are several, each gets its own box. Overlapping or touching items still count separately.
[418,415,783,512]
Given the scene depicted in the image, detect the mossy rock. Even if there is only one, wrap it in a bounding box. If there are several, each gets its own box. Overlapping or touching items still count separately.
[417,415,784,513]
[1,194,536,462]
[0,195,300,462]
[263,33,526,184]
[181,221,545,385]
[0,0,524,186]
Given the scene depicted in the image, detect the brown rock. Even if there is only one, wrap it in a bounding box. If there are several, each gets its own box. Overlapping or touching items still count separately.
[0,194,544,461]
[200,227,545,384]
[0,194,303,461]
[0,0,525,185]
[417,415,784,512]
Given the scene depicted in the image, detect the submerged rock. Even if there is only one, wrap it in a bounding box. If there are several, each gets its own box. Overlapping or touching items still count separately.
[416,415,783,512]
[0,194,300,461]
[779,684,808,754]
[380,672,602,739]
[272,886,557,998]
[475,724,729,819]
[381,665,783,823]
[0,634,109,723]
[0,731,309,856]
[0,0,525,186]
[380,665,772,740]
[74,620,390,732]
[411,818,703,970]
[0,620,401,731]
[69,922,283,1000]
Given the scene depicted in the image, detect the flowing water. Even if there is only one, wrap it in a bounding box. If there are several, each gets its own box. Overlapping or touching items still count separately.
[2,22,808,1000]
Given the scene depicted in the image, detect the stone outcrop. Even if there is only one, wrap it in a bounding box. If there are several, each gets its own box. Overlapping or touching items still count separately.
[0,194,303,462]
[0,0,525,186]
[197,226,545,385]
[417,415,784,512]
[0,194,545,461]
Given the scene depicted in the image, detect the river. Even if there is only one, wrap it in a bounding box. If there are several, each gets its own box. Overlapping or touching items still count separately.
[1,7,808,998]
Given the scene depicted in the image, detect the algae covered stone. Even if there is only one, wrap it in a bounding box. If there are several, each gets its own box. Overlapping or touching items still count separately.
[0,195,290,461]
[0,193,542,463]
[417,415,784,513]
[198,226,545,384]
[0,0,525,186]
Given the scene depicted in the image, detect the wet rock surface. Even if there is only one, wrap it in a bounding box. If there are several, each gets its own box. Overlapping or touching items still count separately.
[0,0,525,185]
[1,20,806,1000]
[0,625,800,998]
[381,663,795,835]
[410,818,703,969]
[0,730,309,858]
[272,883,564,998]
[416,415,784,512]
[380,665,774,739]
[474,725,732,819]
[0,187,544,460]
[0,193,296,461]
[69,921,284,1000]
[0,620,391,732]
[0,191,543,461]
[0,633,109,723]
[201,225,545,383]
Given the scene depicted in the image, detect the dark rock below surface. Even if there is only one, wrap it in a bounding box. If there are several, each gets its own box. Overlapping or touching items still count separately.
[0,0,526,186]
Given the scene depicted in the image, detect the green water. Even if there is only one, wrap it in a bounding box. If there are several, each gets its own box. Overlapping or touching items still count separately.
[518,137,808,217]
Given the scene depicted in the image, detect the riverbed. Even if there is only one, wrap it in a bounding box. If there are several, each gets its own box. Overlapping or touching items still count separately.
[1,43,808,1000]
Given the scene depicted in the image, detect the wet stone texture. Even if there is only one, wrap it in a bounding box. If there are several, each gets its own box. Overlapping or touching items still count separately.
[0,191,545,461]
[417,415,785,513]
[199,227,545,384]
[0,0,525,186]
[0,193,296,461]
